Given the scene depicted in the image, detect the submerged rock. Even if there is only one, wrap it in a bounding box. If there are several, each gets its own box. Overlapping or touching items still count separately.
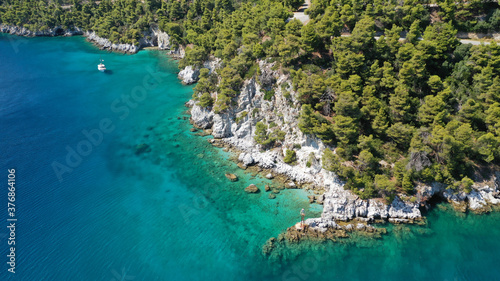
[245,184,260,193]
[262,237,276,256]
[269,193,276,199]
[225,173,239,182]
[135,143,151,155]
[265,185,271,192]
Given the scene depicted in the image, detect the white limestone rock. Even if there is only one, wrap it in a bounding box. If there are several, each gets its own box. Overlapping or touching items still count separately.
[178,66,200,85]
[212,114,233,138]
[85,31,139,53]
[152,28,171,50]
[387,197,421,219]
[0,24,83,37]
[190,105,214,129]
[239,153,255,166]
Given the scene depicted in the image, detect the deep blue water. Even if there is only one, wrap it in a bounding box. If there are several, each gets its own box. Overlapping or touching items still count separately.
[0,34,500,281]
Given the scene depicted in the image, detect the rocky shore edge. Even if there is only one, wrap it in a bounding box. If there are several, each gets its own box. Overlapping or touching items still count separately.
[262,219,389,256]
[0,24,185,56]
[181,58,500,251]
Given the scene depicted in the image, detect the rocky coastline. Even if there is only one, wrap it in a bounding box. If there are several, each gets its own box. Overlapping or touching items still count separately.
[5,20,499,241]
[0,24,184,55]
[183,58,500,236]
[0,23,84,37]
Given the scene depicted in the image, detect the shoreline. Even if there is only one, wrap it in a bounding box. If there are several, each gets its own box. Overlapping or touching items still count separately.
[5,24,499,248]
[183,58,500,248]
[0,24,182,56]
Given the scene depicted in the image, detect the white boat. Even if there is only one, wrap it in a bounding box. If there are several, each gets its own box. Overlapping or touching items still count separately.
[98,58,106,72]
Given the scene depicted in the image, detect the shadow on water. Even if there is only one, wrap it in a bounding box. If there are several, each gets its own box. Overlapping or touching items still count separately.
[104,69,113,74]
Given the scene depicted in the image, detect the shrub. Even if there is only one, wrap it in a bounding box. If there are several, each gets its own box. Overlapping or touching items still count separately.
[235,111,248,124]
[284,149,297,164]
[252,108,259,117]
[198,93,213,107]
[264,89,275,101]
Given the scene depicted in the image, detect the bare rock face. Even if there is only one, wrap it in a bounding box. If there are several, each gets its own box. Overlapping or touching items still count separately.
[178,58,221,85]
[0,24,173,55]
[178,66,200,85]
[321,179,421,222]
[0,24,83,37]
[245,184,260,193]
[388,197,421,219]
[190,105,214,129]
[212,114,233,138]
[152,28,171,50]
[85,31,139,53]
[238,153,254,166]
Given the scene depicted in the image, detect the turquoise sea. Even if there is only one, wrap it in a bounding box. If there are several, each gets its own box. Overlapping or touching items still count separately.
[0,34,499,281]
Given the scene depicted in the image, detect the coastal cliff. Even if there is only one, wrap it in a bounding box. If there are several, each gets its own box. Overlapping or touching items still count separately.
[0,24,83,37]
[0,24,180,55]
[184,59,500,231]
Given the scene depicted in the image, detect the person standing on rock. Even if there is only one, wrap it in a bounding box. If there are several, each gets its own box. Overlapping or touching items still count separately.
[300,208,305,227]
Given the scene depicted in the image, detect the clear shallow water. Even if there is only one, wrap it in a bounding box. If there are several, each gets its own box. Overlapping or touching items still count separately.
[0,34,499,281]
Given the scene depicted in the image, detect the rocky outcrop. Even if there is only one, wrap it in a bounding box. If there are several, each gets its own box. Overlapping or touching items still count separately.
[190,105,214,129]
[212,113,233,138]
[245,184,260,193]
[85,31,139,54]
[0,24,186,56]
[178,58,221,84]
[439,182,500,214]
[178,66,200,84]
[0,24,83,37]
[152,28,171,50]
[225,173,238,182]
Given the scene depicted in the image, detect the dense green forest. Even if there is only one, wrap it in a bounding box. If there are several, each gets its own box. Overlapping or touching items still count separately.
[2,0,500,200]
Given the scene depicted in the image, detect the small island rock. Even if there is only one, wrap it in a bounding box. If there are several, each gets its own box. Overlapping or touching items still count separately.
[245,184,260,193]
[225,173,239,182]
